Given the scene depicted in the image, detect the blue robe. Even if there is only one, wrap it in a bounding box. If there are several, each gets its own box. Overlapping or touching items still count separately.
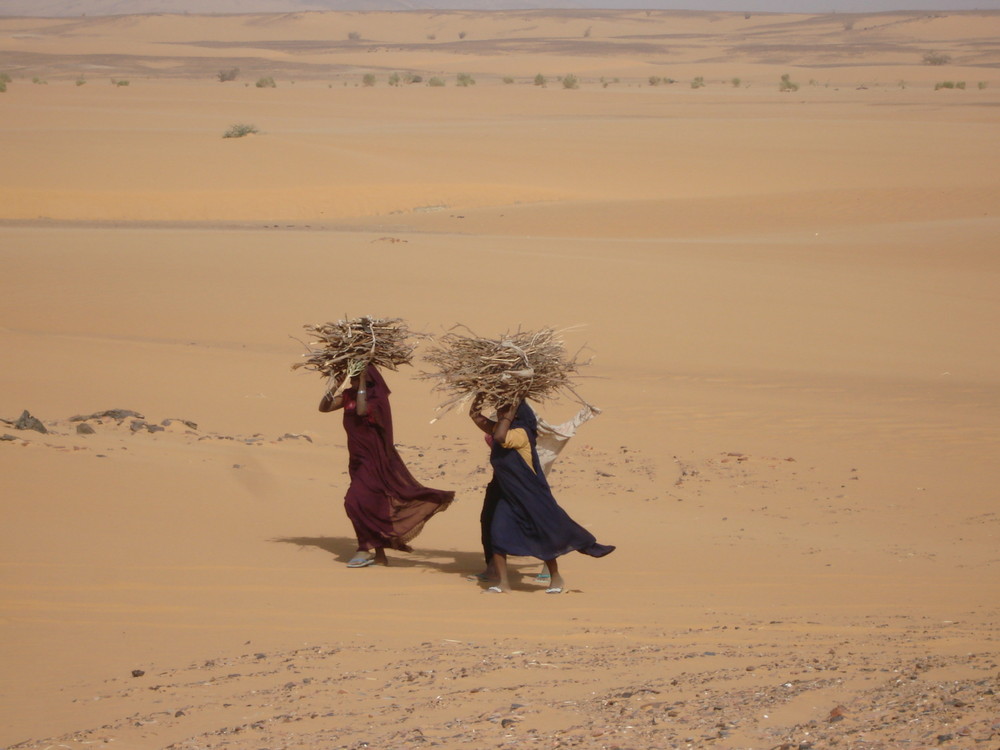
[489,402,615,560]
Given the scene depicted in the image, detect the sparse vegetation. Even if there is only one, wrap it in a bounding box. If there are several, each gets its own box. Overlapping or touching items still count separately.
[362,73,376,87]
[649,76,662,86]
[978,81,988,90]
[691,76,705,89]
[456,72,475,87]
[223,123,258,139]
[217,67,239,83]
[0,72,11,84]
[534,73,547,87]
[32,76,47,85]
[111,78,130,87]
[731,77,741,87]
[779,73,799,92]
[347,31,361,41]
[458,31,467,40]
[562,74,579,89]
[406,73,423,84]
[934,80,965,90]
[76,77,87,86]
[502,76,514,84]
[922,51,951,66]
[255,76,276,88]
[428,77,445,87]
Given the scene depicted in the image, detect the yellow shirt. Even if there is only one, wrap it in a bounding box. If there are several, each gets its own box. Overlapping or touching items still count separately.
[501,427,535,473]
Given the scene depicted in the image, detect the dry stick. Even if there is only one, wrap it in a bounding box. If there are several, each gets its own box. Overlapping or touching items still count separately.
[420,325,592,418]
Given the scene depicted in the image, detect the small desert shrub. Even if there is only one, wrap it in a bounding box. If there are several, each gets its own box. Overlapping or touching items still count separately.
[76,77,87,86]
[534,73,547,87]
[32,76,47,84]
[362,73,376,87]
[779,73,799,92]
[0,72,11,83]
[0,81,5,93]
[458,31,467,39]
[456,72,475,87]
[562,74,579,90]
[255,76,276,88]
[388,72,401,87]
[223,123,258,139]
[428,77,445,87]
[111,78,130,86]
[978,81,988,90]
[502,76,514,84]
[347,31,361,41]
[406,73,423,84]
[922,51,951,66]
[691,76,705,89]
[649,76,662,86]
[217,67,239,82]
[583,26,592,38]
[731,77,741,87]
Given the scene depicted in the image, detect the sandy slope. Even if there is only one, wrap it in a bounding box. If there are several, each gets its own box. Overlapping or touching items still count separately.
[1,9,998,750]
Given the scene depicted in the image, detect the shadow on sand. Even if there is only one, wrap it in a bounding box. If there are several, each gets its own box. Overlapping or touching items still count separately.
[271,536,486,578]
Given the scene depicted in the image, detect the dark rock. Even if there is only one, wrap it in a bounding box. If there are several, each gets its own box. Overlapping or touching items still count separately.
[146,424,164,433]
[1,433,16,441]
[14,410,47,433]
[76,423,96,435]
[162,418,198,430]
[71,409,144,422]
[131,669,145,678]
[129,420,147,432]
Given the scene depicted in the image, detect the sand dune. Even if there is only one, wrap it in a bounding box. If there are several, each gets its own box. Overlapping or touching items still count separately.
[1,9,998,750]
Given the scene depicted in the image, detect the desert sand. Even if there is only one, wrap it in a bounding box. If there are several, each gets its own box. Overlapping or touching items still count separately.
[1,8,999,750]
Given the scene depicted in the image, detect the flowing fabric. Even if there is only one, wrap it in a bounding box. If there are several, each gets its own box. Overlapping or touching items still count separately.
[342,366,454,552]
[489,402,614,560]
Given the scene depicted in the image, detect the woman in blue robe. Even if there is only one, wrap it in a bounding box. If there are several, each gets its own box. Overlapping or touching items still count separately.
[469,395,614,593]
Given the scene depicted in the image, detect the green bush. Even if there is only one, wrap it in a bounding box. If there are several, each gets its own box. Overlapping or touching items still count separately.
[0,72,11,84]
[691,76,705,89]
[255,76,276,88]
[649,76,662,86]
[731,77,741,87]
[562,74,579,90]
[502,76,514,84]
[347,31,361,41]
[217,67,239,82]
[934,81,965,90]
[362,73,376,87]
[388,72,401,87]
[428,77,445,87]
[223,123,258,139]
[456,72,475,87]
[978,81,988,90]
[76,77,87,86]
[534,73,547,87]
[111,78,130,87]
[32,76,47,84]
[0,81,5,93]
[779,73,799,92]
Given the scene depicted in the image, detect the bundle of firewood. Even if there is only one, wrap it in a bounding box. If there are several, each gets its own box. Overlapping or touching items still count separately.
[420,325,590,414]
[292,316,425,383]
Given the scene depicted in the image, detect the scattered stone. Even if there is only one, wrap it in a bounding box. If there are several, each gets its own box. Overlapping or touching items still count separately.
[76,423,96,435]
[70,409,144,422]
[1,433,17,441]
[161,418,198,430]
[14,410,47,433]
[279,433,313,442]
[130,420,148,432]
[828,705,847,723]
[131,669,145,678]
[146,424,164,433]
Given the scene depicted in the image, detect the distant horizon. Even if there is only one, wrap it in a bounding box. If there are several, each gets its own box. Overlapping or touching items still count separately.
[1,0,1000,17]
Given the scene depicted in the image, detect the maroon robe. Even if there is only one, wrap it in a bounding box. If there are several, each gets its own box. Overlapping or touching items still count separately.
[341,366,453,552]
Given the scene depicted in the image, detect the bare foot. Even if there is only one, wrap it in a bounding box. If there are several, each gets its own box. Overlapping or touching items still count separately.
[373,548,388,566]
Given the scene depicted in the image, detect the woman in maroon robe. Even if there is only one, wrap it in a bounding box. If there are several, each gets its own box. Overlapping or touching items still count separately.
[320,365,454,567]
